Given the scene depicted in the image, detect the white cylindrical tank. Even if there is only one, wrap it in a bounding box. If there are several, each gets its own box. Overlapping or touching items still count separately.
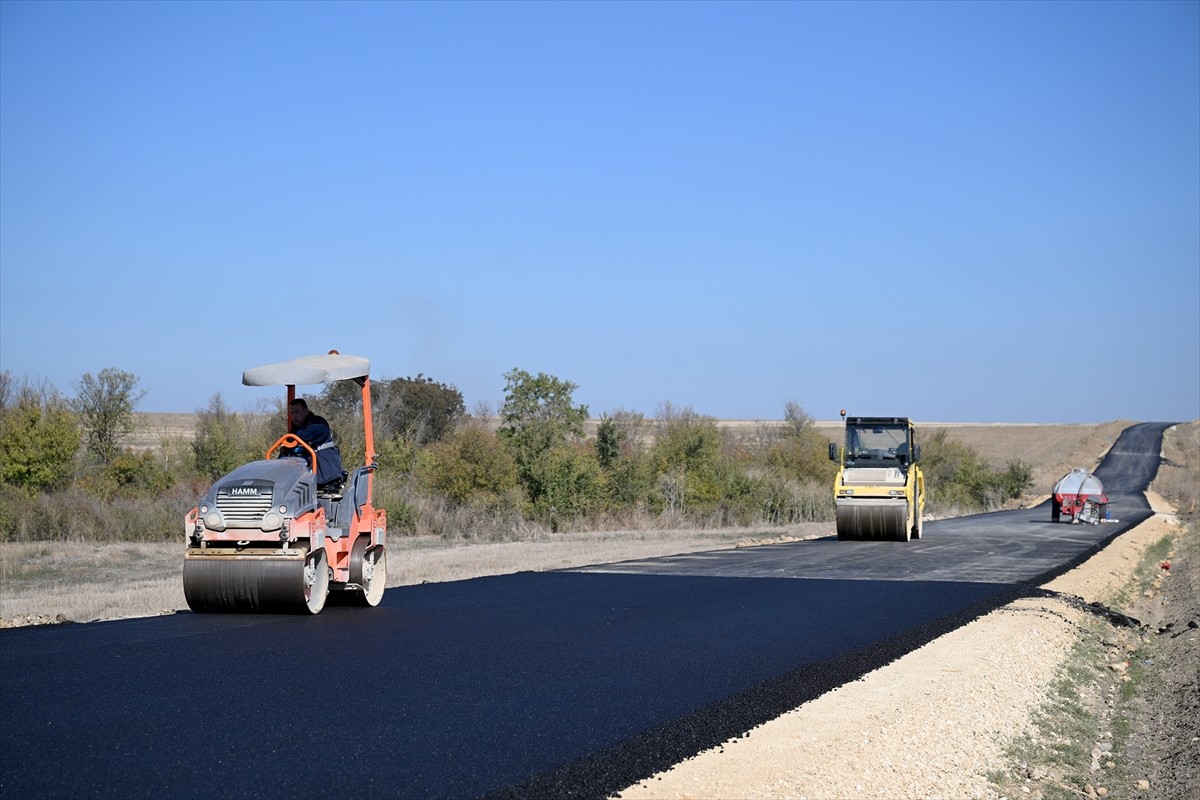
[1053,467,1104,497]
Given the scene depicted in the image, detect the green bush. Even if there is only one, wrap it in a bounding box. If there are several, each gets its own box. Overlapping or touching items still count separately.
[192,394,265,480]
[416,423,519,505]
[104,492,194,542]
[370,470,419,535]
[594,410,655,513]
[380,476,524,540]
[649,407,725,516]
[76,450,175,501]
[0,483,37,542]
[920,430,1033,513]
[602,451,655,511]
[376,436,421,476]
[713,464,765,525]
[0,488,191,543]
[0,391,81,495]
[764,432,838,485]
[529,442,607,526]
[759,477,835,524]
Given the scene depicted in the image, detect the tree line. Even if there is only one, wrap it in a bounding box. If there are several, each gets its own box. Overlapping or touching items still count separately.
[0,367,1032,542]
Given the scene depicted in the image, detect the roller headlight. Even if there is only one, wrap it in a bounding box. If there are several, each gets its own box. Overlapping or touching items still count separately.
[261,511,283,531]
[204,510,226,531]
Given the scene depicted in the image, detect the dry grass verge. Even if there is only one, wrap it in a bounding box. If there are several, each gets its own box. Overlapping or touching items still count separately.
[0,542,184,625]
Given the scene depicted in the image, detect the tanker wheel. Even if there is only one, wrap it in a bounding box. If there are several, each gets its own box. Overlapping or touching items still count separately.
[349,536,387,607]
[303,548,330,615]
[1051,498,1061,523]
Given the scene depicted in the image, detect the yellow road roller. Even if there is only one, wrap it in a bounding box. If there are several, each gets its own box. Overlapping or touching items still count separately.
[183,351,387,614]
[829,412,925,541]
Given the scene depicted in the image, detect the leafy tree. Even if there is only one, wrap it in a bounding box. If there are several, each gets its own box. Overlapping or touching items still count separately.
[192,394,250,480]
[377,375,465,445]
[319,374,465,456]
[0,371,13,410]
[0,382,81,494]
[500,369,588,441]
[649,405,725,514]
[765,401,838,484]
[595,415,621,469]
[73,368,145,464]
[783,399,814,437]
[313,378,369,455]
[593,409,652,510]
[314,378,366,419]
[499,369,589,508]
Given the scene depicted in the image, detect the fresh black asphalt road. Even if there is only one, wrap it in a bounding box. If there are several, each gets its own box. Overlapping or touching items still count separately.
[0,422,1173,800]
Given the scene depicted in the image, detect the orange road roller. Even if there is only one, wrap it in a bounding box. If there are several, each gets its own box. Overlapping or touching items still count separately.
[183,351,387,614]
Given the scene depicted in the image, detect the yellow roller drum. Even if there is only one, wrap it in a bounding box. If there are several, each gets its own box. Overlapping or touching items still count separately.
[835,498,910,541]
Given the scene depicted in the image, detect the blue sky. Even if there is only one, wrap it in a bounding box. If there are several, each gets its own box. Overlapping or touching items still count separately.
[2,0,1197,423]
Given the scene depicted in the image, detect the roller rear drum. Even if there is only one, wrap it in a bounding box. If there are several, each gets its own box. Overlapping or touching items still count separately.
[348,537,387,607]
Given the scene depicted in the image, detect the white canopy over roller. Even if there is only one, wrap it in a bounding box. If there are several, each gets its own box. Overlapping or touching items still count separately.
[242,353,370,387]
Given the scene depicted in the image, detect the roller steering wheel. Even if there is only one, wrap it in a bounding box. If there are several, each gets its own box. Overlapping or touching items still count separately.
[266,433,317,473]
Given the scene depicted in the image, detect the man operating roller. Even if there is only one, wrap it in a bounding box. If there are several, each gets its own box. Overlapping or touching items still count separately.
[285,398,345,492]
